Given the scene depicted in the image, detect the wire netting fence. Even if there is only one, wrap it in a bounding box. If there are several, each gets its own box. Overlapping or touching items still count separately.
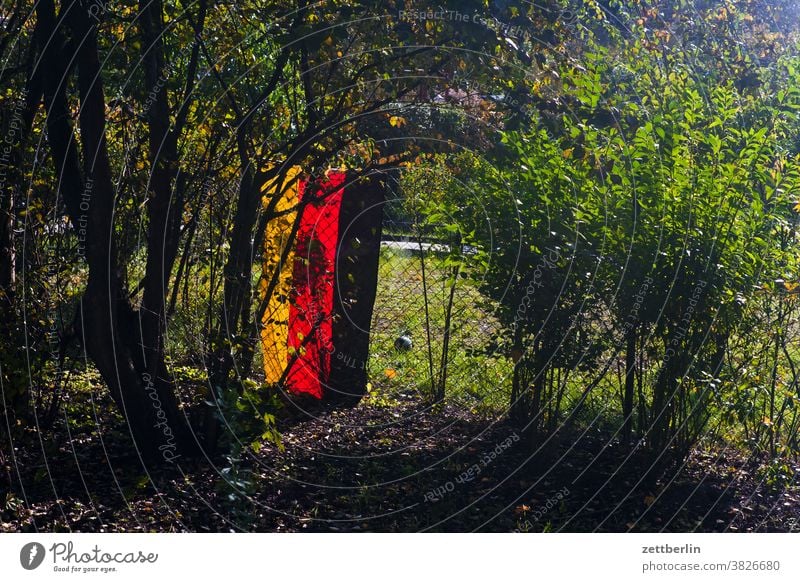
[365,216,510,410]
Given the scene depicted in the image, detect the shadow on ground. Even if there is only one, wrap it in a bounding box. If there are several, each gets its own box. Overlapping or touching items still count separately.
[2,393,798,532]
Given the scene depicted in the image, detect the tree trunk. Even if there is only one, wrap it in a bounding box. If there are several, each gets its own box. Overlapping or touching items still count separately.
[138,0,182,382]
[135,0,205,454]
[437,232,461,403]
[649,351,677,455]
[0,151,16,324]
[622,326,636,444]
[205,168,261,447]
[530,357,545,431]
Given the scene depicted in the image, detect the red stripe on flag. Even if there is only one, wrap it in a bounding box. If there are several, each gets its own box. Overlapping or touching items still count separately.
[285,171,346,398]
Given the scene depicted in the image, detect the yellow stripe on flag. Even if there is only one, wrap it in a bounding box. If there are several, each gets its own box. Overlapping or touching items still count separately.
[260,166,302,384]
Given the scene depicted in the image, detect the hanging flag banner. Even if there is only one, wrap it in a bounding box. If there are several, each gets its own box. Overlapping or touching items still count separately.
[260,170,386,400]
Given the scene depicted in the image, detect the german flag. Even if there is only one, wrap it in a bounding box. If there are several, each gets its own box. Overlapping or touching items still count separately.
[261,170,385,401]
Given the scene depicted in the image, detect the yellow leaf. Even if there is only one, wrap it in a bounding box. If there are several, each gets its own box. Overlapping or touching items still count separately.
[389,115,407,128]
[384,368,397,379]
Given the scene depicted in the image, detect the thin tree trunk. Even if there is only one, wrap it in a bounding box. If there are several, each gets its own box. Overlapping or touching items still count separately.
[437,235,461,403]
[416,217,436,398]
[622,326,637,444]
